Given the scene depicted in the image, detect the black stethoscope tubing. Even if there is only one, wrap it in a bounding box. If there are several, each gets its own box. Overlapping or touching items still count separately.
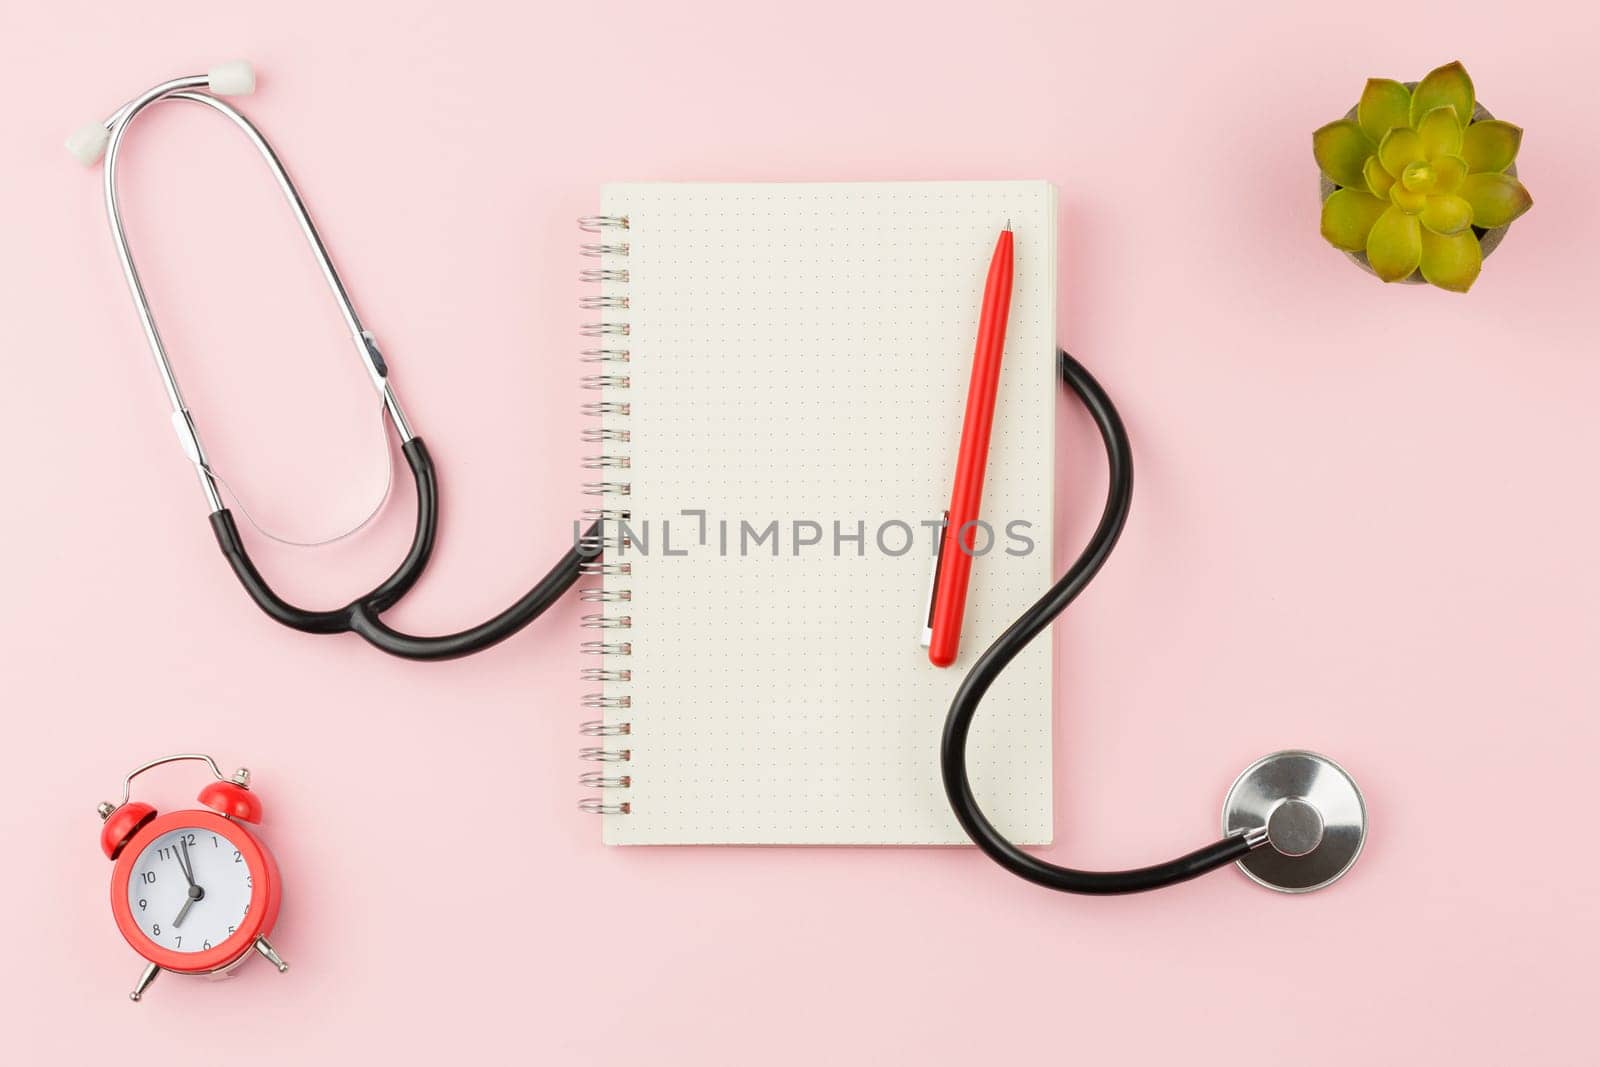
[940,350,1253,893]
[209,436,602,661]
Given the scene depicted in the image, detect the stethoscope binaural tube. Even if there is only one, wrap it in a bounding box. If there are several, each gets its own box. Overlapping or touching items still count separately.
[71,64,598,660]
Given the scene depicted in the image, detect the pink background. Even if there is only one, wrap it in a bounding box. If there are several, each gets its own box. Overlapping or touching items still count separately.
[3,0,1597,1061]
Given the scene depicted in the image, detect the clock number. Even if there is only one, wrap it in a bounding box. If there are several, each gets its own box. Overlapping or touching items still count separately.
[175,935,182,948]
[151,923,161,936]
[203,941,212,950]
[140,871,157,884]
[234,850,242,863]
[246,874,253,888]
[181,832,196,846]
[212,835,220,848]
[138,898,147,911]
[228,925,236,936]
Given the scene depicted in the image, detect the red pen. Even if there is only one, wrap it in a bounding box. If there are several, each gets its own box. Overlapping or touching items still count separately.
[924,224,1014,668]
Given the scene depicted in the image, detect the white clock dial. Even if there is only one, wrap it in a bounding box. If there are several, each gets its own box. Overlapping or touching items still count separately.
[126,827,255,954]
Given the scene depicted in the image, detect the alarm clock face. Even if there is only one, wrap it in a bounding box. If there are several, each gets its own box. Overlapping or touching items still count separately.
[124,826,255,955]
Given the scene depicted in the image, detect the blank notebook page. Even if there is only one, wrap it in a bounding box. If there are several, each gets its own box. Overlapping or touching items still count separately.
[594,181,1056,844]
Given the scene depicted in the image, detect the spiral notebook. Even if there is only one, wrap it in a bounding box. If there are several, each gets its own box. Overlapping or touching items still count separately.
[578,181,1057,845]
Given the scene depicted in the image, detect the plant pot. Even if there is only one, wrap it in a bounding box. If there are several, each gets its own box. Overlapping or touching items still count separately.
[1319,85,1516,283]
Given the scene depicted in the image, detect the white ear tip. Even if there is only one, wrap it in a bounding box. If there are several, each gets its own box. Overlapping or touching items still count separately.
[207,60,256,96]
[65,121,110,165]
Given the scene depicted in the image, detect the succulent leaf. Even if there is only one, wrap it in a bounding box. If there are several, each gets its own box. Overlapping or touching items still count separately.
[1389,182,1428,215]
[1321,188,1391,251]
[1419,194,1473,236]
[1416,106,1464,160]
[1366,206,1423,282]
[1314,120,1375,188]
[1431,155,1468,193]
[1378,128,1425,177]
[1364,155,1395,198]
[1358,79,1412,142]
[1419,227,1483,291]
[1409,61,1475,129]
[1459,172,1533,227]
[1460,120,1523,173]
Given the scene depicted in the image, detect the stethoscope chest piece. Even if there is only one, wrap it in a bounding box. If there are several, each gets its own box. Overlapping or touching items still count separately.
[1222,750,1366,893]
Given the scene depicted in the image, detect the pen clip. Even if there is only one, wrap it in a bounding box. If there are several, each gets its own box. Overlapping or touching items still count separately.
[919,510,948,648]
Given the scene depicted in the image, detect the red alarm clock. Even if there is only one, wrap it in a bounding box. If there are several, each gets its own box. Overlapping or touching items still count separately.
[97,754,288,1002]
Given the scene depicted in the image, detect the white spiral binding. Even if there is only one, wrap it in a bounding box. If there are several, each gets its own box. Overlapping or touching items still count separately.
[578,214,632,816]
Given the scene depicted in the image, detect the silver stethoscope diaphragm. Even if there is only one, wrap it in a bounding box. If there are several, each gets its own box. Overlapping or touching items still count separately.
[1222,750,1367,893]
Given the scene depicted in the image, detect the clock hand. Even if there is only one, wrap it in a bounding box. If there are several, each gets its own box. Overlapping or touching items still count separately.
[177,838,197,887]
[173,838,204,928]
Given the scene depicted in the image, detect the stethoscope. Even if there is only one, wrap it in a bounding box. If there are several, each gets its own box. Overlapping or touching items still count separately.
[70,63,1368,895]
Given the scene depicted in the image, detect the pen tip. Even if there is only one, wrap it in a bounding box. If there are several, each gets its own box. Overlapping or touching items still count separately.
[1004,219,1011,232]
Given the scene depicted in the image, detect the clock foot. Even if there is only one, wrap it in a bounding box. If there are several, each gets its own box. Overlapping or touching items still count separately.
[254,936,289,973]
[129,962,160,1002]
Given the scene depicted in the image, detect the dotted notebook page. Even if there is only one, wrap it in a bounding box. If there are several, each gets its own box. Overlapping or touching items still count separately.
[596,182,1056,844]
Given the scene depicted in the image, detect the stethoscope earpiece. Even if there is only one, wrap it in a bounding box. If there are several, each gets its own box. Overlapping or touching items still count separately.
[1222,750,1366,893]
[206,60,256,96]
[65,121,111,166]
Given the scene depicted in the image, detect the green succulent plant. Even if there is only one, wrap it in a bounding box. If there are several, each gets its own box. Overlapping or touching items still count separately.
[1314,60,1532,292]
